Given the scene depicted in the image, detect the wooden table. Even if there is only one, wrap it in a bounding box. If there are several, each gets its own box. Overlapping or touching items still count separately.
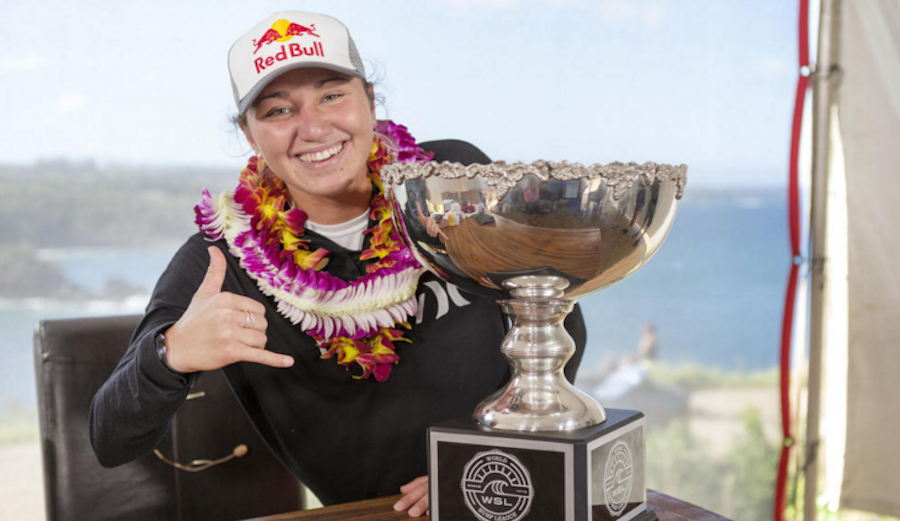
[243,490,730,520]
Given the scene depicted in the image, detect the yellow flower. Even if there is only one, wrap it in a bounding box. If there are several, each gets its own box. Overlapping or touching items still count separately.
[293,248,330,271]
[338,343,360,365]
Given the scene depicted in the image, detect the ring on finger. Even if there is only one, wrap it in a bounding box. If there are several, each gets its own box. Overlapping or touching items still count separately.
[243,310,255,329]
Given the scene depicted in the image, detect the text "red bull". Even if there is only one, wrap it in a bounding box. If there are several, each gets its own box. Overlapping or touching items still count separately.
[255,42,326,74]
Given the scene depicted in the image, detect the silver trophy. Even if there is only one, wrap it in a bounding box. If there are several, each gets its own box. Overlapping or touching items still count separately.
[383,160,686,521]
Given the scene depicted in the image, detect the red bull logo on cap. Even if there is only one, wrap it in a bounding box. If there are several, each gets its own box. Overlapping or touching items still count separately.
[252,19,325,74]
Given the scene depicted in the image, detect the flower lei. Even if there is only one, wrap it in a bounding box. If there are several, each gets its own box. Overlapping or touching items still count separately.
[194,120,433,382]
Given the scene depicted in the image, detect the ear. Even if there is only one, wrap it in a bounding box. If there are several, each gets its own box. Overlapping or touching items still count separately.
[367,83,376,123]
[241,121,260,155]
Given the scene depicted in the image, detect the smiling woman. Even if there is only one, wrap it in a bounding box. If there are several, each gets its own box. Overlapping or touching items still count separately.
[86,9,589,519]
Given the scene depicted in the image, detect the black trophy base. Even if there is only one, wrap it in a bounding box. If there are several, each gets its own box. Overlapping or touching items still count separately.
[428,408,654,521]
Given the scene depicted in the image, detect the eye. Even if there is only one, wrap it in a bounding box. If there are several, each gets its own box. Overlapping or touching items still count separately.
[323,92,344,103]
[263,107,290,118]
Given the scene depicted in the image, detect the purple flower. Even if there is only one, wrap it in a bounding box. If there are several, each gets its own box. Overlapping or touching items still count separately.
[375,120,434,164]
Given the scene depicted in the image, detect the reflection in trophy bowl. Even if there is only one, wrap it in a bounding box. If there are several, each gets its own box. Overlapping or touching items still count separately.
[383,160,687,432]
[382,160,687,301]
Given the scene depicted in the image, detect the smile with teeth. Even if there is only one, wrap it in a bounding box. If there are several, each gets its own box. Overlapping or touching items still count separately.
[298,143,344,163]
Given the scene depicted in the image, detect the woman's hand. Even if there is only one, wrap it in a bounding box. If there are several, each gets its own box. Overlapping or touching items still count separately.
[394,475,429,518]
[415,201,448,241]
[163,247,294,373]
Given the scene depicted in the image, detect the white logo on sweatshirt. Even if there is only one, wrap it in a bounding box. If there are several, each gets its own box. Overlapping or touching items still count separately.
[415,281,471,323]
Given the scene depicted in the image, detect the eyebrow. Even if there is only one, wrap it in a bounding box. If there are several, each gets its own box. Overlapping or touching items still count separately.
[253,76,352,107]
[317,76,351,88]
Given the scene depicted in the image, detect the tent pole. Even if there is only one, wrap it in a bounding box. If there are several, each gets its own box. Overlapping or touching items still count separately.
[805,0,840,519]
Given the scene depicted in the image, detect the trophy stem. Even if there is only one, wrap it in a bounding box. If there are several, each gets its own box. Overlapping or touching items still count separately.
[473,277,607,431]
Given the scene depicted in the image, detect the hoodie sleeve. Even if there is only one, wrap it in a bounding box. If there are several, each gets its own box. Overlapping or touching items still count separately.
[88,235,218,467]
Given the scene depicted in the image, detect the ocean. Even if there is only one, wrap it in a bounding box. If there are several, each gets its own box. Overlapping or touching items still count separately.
[0,188,790,415]
[578,188,790,373]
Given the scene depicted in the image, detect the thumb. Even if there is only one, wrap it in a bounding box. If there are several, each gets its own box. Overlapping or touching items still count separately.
[196,246,227,297]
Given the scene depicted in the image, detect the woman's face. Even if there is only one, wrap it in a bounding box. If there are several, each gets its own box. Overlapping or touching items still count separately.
[242,67,375,218]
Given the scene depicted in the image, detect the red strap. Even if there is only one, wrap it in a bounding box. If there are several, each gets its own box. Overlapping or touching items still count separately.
[777,1,810,519]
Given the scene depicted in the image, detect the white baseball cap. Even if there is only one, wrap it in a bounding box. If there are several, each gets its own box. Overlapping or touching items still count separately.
[228,11,366,115]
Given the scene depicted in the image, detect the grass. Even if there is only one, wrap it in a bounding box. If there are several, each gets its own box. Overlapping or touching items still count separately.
[0,403,39,444]
[648,361,779,390]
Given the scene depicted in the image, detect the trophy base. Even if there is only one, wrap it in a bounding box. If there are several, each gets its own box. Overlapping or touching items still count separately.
[428,408,653,521]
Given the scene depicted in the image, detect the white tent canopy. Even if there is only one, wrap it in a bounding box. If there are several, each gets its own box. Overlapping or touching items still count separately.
[811,0,900,518]
[837,0,900,516]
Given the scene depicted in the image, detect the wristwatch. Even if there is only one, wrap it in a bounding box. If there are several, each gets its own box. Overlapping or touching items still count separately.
[155,331,185,375]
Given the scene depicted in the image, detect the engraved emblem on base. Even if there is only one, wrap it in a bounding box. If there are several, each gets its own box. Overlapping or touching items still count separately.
[604,441,635,517]
[461,449,534,521]
[384,159,686,521]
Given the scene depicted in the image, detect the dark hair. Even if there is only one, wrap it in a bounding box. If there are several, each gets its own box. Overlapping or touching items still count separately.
[232,79,377,130]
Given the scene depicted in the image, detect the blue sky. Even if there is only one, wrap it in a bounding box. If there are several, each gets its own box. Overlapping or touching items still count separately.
[1,0,797,187]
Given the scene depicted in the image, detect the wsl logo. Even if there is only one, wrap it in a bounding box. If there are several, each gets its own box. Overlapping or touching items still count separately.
[461,450,534,521]
[603,441,634,517]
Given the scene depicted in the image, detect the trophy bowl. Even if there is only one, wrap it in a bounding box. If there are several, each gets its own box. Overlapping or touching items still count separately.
[383,160,686,432]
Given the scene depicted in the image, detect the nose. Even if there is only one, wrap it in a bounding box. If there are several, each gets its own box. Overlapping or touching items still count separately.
[294,103,331,143]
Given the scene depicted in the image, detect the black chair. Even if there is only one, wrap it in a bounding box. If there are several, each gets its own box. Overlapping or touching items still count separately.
[421,139,490,166]
[34,315,304,521]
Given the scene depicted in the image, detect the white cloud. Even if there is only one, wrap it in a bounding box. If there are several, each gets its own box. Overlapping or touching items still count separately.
[755,57,790,78]
[54,93,91,114]
[435,0,667,24]
[595,0,668,28]
[0,55,42,72]
[641,3,666,28]
[437,0,517,7]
